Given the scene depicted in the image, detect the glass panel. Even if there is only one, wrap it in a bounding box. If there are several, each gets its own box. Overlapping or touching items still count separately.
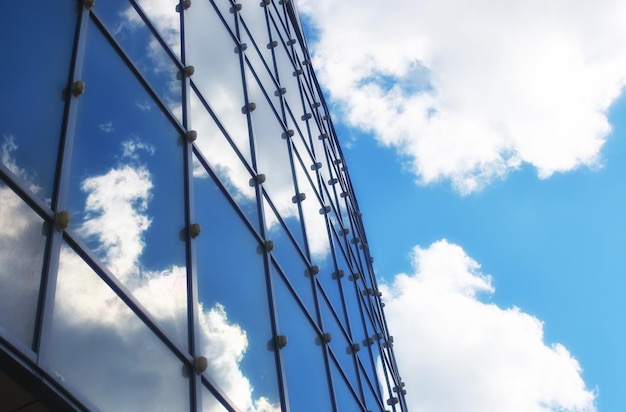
[239,4,273,71]
[263,200,315,316]
[0,180,46,348]
[0,0,77,201]
[319,290,359,392]
[202,386,229,412]
[270,21,309,144]
[355,249,374,292]
[66,24,188,347]
[186,0,251,164]
[47,244,190,412]
[342,268,366,359]
[331,222,351,269]
[338,193,354,239]
[285,86,311,159]
[272,264,332,412]
[293,157,331,261]
[290,129,323,200]
[359,317,380,396]
[379,352,399,408]
[191,90,259,228]
[136,0,181,57]
[267,7,292,57]
[241,29,280,111]
[317,264,346,333]
[330,360,363,412]
[213,0,238,34]
[308,121,332,186]
[245,66,301,243]
[314,255,341,333]
[96,1,180,58]
[194,168,281,411]
[326,175,344,234]
[362,369,384,412]
[95,1,183,122]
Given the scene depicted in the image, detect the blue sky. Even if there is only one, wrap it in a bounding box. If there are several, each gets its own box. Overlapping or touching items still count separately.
[344,90,626,412]
[299,0,626,410]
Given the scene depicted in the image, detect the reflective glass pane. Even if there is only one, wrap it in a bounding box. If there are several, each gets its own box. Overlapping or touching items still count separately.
[245,66,299,240]
[338,194,354,239]
[0,180,46,347]
[326,175,344,231]
[379,353,399,408]
[0,0,77,201]
[186,0,251,164]
[313,247,339,337]
[272,264,332,412]
[136,0,181,57]
[194,167,280,411]
[239,5,273,71]
[202,386,229,412]
[290,129,322,199]
[330,360,363,412]
[317,265,345,333]
[293,158,331,261]
[359,314,380,394]
[271,33,309,143]
[342,270,366,358]
[95,1,183,122]
[47,244,190,412]
[362,370,384,412]
[308,122,332,186]
[241,30,280,112]
[66,24,188,347]
[285,87,311,157]
[263,200,315,316]
[191,92,258,228]
[319,290,359,392]
[212,0,238,34]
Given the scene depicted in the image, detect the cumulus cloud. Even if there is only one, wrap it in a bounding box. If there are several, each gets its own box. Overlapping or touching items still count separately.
[379,240,596,412]
[298,0,626,193]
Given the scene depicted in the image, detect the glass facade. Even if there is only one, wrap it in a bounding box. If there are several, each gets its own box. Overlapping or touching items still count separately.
[0,1,407,411]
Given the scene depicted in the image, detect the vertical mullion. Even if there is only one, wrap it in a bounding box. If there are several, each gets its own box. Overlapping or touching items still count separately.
[178,2,199,411]
[256,5,291,409]
[36,2,90,369]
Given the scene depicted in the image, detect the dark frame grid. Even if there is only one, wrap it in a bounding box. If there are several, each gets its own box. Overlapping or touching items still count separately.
[0,0,407,411]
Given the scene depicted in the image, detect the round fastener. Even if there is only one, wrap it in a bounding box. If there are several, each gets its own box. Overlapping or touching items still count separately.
[55,210,70,231]
[71,81,85,97]
[190,223,201,238]
[195,356,208,374]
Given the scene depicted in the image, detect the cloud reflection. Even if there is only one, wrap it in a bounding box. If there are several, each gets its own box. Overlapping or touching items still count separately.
[0,138,46,346]
[1,138,278,411]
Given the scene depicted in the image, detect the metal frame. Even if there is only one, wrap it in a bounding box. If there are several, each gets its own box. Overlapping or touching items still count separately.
[0,0,407,410]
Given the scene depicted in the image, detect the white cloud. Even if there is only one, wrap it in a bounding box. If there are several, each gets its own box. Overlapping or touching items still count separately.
[380,240,596,412]
[298,0,626,193]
